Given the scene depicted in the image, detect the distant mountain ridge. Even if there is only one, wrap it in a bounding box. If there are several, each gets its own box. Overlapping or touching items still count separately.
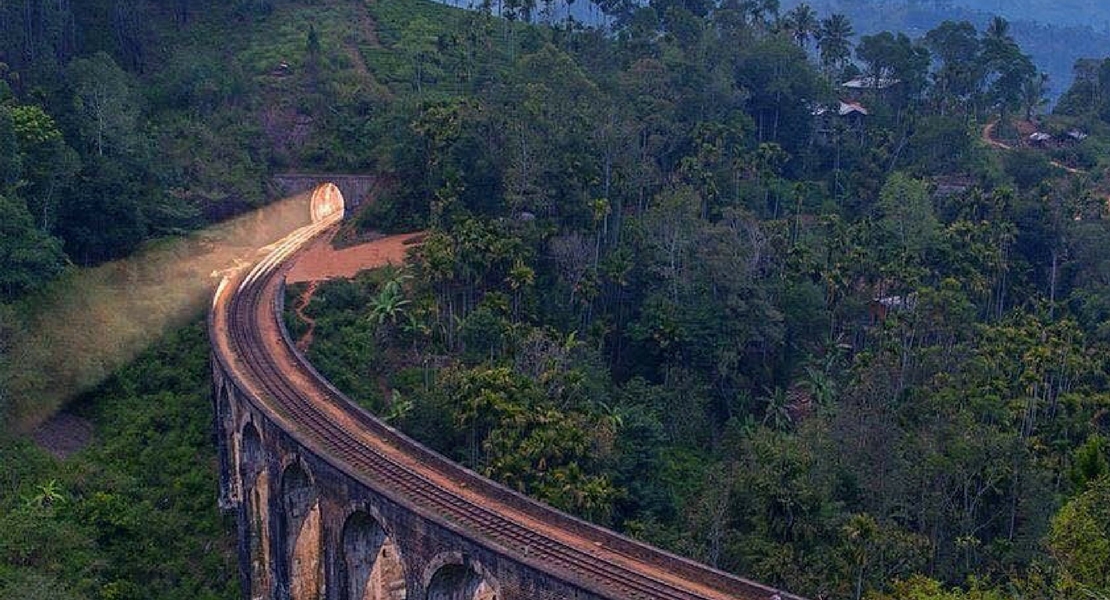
[935,0,1109,31]
[432,0,1110,100]
[782,0,1110,100]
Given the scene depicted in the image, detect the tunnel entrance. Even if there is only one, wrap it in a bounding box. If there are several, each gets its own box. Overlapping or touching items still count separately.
[310,182,346,224]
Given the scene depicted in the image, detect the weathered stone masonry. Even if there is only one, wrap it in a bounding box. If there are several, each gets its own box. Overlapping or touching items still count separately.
[213,349,607,600]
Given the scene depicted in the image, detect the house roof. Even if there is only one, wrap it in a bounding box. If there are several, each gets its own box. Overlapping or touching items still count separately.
[811,100,870,117]
[838,101,868,116]
[842,76,900,90]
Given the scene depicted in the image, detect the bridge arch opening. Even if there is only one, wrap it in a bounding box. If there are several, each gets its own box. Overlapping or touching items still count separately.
[281,460,324,600]
[241,422,273,600]
[310,182,345,224]
[425,560,497,600]
[216,386,235,496]
[339,510,406,600]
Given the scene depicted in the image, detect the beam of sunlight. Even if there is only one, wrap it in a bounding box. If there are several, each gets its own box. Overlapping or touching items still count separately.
[3,185,341,433]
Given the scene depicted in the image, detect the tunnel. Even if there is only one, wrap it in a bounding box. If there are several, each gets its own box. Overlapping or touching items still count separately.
[310,182,346,224]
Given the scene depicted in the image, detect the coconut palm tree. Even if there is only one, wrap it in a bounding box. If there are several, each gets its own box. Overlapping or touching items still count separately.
[741,0,779,32]
[985,15,1011,44]
[783,3,818,49]
[817,13,854,77]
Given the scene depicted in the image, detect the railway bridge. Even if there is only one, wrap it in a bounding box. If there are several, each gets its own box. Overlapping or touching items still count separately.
[210,183,802,600]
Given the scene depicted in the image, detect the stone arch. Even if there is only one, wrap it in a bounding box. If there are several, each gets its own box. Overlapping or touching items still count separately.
[280,460,324,600]
[241,422,272,600]
[339,510,406,600]
[216,383,236,505]
[310,182,345,223]
[424,554,498,600]
[240,421,264,480]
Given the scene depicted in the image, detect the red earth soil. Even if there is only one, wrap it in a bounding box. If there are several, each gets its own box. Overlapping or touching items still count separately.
[286,230,425,349]
[286,231,425,284]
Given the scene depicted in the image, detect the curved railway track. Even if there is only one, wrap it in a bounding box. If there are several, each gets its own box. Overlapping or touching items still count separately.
[211,210,803,600]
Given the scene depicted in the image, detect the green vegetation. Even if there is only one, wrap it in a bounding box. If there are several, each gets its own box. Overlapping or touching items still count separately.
[3,0,1110,598]
[0,324,238,600]
[782,0,1110,100]
[288,1,1110,599]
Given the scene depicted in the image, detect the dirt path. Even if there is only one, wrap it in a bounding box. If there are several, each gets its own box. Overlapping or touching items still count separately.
[293,281,319,351]
[981,121,1012,151]
[345,3,393,100]
[285,230,426,351]
[982,120,1085,174]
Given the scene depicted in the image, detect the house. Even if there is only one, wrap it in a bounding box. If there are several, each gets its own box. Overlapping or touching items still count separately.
[837,101,869,116]
[842,75,900,91]
[812,100,870,145]
[868,294,916,323]
[1029,131,1052,146]
[1067,129,1089,142]
[839,73,901,102]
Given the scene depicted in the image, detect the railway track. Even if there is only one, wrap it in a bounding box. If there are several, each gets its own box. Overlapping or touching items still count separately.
[212,213,802,600]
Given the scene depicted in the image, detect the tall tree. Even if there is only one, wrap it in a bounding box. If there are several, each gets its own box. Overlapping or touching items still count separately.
[816,13,853,79]
[978,16,1035,124]
[1020,72,1049,121]
[68,52,141,157]
[923,20,982,113]
[782,3,818,49]
[0,194,67,298]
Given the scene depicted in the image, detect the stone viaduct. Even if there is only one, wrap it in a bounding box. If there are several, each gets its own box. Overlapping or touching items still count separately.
[210,183,804,600]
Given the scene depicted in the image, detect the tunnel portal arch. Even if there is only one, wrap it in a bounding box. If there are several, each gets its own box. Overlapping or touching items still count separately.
[310,182,345,224]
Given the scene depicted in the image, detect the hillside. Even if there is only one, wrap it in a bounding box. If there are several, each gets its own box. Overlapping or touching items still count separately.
[3,0,1110,599]
[779,0,1110,99]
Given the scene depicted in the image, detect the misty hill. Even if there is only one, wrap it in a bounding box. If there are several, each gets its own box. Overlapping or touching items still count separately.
[437,1,1110,100]
[944,0,1110,31]
[781,0,1110,99]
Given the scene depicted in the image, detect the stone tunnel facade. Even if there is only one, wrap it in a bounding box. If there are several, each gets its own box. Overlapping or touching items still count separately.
[271,174,380,214]
[212,361,604,600]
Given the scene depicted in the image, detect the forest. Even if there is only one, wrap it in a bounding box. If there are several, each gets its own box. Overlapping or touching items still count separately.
[2,0,1110,599]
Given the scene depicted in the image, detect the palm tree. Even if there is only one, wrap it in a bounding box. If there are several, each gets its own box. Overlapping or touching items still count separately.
[759,386,793,430]
[741,0,779,31]
[783,3,818,49]
[985,15,1011,43]
[817,13,854,76]
[26,479,65,508]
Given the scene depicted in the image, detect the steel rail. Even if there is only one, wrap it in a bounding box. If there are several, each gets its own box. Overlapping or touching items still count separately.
[212,216,802,600]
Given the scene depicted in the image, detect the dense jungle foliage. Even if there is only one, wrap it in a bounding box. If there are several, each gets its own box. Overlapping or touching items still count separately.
[2,0,1110,598]
[775,0,1110,101]
[0,325,238,599]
